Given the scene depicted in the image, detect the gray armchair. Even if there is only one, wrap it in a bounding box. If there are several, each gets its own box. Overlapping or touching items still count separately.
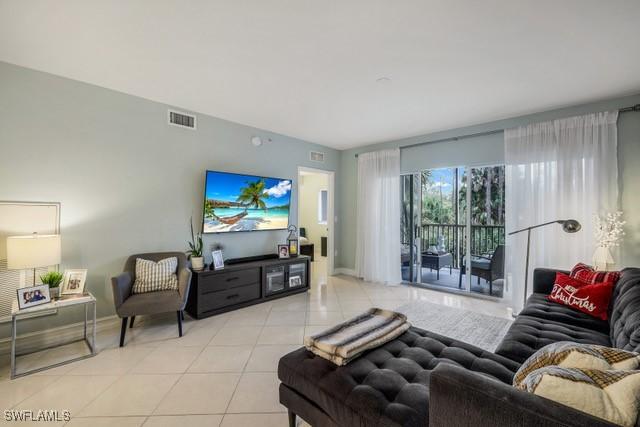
[111,252,192,347]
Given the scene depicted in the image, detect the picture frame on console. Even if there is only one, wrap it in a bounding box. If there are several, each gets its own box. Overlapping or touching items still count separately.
[211,250,225,270]
[289,276,302,288]
[278,244,289,259]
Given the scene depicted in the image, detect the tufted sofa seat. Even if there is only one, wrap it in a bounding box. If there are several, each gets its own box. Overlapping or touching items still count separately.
[496,267,640,363]
[493,314,611,363]
[279,267,640,427]
[517,293,610,333]
[279,329,518,427]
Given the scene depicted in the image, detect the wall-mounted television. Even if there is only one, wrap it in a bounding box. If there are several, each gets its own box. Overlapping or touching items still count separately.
[202,170,292,233]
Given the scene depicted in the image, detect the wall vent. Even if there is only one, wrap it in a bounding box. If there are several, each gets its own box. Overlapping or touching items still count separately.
[310,151,325,162]
[168,110,196,129]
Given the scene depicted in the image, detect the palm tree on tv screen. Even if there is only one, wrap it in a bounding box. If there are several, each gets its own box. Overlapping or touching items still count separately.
[204,200,215,219]
[237,179,268,211]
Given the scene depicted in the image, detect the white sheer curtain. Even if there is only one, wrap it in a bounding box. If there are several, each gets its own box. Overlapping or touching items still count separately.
[355,148,402,284]
[504,111,619,313]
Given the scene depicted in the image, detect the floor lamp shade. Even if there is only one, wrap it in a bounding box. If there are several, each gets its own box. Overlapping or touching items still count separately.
[6,234,61,269]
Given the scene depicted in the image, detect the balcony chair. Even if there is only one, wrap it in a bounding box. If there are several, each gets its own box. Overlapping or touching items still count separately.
[111,252,192,347]
[458,244,505,296]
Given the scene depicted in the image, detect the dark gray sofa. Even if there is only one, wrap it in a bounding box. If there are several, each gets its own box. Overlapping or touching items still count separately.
[278,267,640,427]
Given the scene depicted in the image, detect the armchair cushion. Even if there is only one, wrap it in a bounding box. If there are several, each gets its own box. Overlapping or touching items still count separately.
[117,290,185,317]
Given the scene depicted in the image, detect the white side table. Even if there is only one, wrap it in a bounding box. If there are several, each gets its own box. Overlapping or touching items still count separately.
[10,293,97,379]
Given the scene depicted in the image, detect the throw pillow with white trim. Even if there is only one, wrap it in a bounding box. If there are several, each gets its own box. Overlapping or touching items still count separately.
[132,257,178,294]
[513,342,640,388]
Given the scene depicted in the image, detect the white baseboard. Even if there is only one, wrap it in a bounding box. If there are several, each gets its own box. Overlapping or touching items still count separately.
[334,268,357,277]
[0,315,120,356]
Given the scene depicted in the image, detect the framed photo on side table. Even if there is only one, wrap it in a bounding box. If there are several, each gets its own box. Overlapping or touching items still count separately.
[212,250,225,270]
[16,285,51,310]
[61,269,87,295]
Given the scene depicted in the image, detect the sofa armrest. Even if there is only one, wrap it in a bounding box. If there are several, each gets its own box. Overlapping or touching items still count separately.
[429,364,616,427]
[177,267,192,302]
[532,268,569,295]
[111,272,133,311]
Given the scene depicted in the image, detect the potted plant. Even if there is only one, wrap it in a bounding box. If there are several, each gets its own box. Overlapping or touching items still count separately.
[187,217,204,270]
[40,271,63,298]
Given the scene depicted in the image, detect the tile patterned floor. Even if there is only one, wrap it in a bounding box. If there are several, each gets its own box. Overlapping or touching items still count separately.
[0,256,511,426]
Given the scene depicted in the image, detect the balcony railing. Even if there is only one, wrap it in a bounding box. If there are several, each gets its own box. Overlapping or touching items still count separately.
[419,224,505,269]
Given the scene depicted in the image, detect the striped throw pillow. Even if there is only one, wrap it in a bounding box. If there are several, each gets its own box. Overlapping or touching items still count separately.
[132,257,178,294]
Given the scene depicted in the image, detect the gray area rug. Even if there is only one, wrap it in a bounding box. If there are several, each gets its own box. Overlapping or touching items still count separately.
[396,301,512,352]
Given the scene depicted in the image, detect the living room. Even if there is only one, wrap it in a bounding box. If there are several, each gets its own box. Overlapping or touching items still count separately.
[1,2,640,427]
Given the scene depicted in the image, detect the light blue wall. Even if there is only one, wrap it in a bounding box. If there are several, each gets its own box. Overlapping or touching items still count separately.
[0,61,339,336]
[338,93,640,271]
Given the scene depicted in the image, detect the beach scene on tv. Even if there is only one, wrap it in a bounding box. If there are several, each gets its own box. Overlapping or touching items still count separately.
[203,171,291,233]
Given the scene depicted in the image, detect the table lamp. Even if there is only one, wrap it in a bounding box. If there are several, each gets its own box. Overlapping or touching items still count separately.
[6,233,61,286]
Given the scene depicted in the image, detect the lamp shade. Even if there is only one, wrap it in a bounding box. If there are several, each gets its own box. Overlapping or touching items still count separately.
[6,234,61,270]
[560,219,582,233]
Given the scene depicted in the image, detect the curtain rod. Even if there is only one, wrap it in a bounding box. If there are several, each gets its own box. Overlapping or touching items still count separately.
[620,103,640,113]
[354,129,503,157]
[354,103,640,158]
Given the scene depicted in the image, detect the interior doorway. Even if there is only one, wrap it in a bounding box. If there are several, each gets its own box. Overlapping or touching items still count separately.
[297,167,334,283]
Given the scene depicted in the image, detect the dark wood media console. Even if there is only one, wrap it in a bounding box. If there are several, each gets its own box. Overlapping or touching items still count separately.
[185,255,311,319]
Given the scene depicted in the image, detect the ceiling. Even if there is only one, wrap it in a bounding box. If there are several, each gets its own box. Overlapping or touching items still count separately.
[1,1,639,150]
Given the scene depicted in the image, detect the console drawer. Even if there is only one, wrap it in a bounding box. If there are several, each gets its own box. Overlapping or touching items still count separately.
[199,283,260,312]
[199,268,260,294]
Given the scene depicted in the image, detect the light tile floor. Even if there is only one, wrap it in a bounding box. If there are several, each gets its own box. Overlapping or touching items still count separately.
[0,256,511,426]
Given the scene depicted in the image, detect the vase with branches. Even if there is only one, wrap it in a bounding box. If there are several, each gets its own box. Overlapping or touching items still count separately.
[593,211,625,271]
[187,217,205,270]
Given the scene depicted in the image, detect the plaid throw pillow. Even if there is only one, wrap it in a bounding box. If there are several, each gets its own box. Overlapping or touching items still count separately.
[517,367,640,427]
[514,342,640,388]
[570,262,620,285]
[132,257,178,294]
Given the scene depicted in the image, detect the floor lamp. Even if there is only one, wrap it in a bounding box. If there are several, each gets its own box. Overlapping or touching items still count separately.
[508,219,581,312]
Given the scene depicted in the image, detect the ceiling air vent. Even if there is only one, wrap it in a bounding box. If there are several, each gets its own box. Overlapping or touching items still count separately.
[168,110,196,129]
[310,151,325,162]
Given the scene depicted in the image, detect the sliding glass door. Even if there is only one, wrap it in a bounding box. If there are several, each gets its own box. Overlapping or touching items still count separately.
[400,165,505,297]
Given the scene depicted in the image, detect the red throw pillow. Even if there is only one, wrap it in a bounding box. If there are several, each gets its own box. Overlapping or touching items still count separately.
[570,263,620,285]
[548,273,614,320]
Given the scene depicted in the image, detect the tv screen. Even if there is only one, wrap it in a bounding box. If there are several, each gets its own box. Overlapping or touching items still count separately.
[203,170,292,233]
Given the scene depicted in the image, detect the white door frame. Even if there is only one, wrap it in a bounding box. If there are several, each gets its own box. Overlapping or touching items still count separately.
[297,166,335,276]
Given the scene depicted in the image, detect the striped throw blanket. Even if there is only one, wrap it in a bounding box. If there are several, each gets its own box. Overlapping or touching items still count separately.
[304,308,411,366]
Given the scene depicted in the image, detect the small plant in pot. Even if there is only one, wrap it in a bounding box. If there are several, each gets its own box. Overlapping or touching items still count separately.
[40,271,63,299]
[187,218,204,270]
